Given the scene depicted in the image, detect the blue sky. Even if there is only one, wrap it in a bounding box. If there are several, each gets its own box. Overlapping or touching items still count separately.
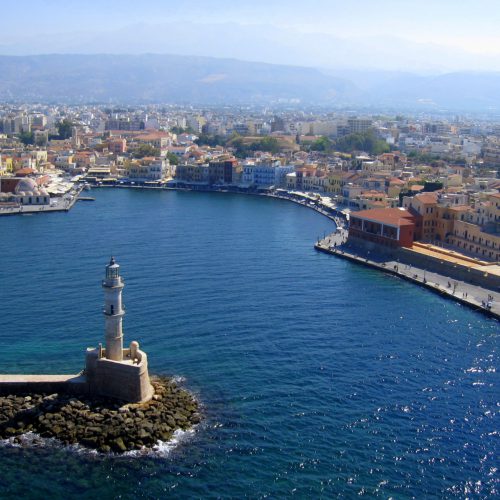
[1,0,499,70]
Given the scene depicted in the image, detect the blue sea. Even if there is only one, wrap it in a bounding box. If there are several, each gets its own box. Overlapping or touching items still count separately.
[0,188,498,498]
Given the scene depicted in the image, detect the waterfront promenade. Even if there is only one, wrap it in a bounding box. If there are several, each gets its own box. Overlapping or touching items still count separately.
[3,180,496,319]
[317,231,499,320]
[91,182,347,225]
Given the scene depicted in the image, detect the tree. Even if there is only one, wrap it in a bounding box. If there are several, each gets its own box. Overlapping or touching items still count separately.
[423,181,443,192]
[132,144,160,158]
[18,131,34,145]
[171,126,195,135]
[55,119,73,140]
[309,136,333,152]
[231,137,247,158]
[195,134,226,147]
[334,129,389,155]
[249,137,280,154]
[167,152,179,165]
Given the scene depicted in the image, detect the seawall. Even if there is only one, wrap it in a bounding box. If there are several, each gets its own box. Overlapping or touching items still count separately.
[315,242,499,320]
[0,374,87,396]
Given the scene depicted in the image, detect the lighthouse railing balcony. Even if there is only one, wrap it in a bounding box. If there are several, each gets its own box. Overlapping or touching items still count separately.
[102,278,125,287]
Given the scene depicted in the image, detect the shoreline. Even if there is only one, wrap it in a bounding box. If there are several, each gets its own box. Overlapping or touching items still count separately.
[90,182,347,225]
[315,239,499,321]
[92,184,498,319]
[3,181,497,319]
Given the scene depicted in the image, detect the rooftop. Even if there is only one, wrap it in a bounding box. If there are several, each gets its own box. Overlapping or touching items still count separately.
[351,207,415,226]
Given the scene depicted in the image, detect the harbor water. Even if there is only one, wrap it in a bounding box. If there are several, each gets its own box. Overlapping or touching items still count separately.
[0,189,498,498]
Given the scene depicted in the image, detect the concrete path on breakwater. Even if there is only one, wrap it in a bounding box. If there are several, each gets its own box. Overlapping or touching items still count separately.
[0,374,87,395]
[316,231,499,320]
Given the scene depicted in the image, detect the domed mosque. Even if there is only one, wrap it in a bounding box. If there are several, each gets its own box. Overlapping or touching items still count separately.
[14,178,38,196]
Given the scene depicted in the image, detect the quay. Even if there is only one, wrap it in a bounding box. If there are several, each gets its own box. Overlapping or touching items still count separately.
[315,230,499,320]
[4,179,496,320]
[0,185,83,217]
[90,181,348,225]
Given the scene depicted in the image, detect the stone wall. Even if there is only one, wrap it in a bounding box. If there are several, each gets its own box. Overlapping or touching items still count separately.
[346,236,499,290]
[0,375,87,396]
[397,247,500,290]
[85,348,154,403]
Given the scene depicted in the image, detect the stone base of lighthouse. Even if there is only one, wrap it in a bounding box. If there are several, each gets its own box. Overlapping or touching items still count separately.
[85,343,154,403]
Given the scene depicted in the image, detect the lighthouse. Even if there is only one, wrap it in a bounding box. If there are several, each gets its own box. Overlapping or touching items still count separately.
[102,256,125,361]
[85,257,154,403]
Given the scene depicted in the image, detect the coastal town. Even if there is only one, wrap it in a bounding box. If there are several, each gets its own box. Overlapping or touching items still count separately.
[1,104,499,315]
[2,0,500,496]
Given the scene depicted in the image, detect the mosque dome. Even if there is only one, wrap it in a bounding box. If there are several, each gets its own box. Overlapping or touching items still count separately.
[14,178,37,195]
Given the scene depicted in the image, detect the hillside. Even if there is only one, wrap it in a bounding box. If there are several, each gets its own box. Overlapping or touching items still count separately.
[0,54,354,105]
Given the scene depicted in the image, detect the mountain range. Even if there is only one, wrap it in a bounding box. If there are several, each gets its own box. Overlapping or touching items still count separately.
[0,54,499,112]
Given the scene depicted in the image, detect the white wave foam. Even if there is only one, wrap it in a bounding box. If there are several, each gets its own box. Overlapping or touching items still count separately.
[0,431,99,456]
[0,426,198,459]
[0,431,50,448]
[124,427,197,458]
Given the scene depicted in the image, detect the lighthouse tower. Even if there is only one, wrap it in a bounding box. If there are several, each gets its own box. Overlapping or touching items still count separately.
[102,257,124,361]
[85,257,154,403]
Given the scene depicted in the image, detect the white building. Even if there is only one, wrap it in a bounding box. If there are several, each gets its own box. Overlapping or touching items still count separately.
[128,159,166,181]
[242,162,294,188]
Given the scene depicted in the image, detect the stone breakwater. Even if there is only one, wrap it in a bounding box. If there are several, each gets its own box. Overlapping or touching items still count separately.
[0,377,201,453]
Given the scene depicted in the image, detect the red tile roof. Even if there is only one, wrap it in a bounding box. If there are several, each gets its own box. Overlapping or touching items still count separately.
[351,208,415,226]
[414,192,438,204]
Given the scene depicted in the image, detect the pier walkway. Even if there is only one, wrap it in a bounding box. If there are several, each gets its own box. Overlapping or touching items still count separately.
[0,374,86,395]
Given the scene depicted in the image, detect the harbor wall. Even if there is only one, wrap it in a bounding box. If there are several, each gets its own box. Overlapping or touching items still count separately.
[345,236,499,291]
[398,248,500,290]
[314,244,499,320]
[0,375,87,396]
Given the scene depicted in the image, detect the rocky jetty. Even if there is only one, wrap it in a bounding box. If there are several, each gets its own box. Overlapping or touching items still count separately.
[0,377,200,453]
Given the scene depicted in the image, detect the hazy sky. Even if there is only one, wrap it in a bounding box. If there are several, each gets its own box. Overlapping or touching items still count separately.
[1,0,499,70]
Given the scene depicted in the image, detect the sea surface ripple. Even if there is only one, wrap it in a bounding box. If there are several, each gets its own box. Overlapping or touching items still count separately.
[0,189,498,498]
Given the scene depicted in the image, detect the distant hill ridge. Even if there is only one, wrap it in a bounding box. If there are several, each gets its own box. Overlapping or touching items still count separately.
[0,54,499,111]
[0,53,354,105]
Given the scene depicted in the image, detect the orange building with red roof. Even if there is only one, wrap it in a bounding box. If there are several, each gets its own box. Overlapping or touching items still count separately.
[349,208,416,248]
